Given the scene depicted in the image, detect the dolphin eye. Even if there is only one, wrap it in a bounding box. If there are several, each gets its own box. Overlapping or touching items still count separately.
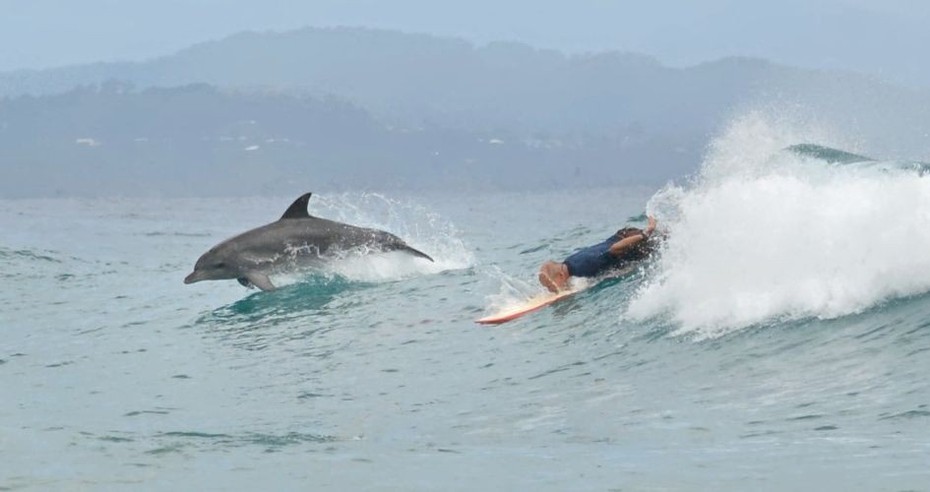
[214,262,226,269]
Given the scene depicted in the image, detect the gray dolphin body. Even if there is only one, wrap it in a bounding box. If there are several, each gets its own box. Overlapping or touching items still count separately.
[184,193,434,291]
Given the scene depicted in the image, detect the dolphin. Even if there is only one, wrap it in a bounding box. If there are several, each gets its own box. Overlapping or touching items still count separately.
[184,192,434,291]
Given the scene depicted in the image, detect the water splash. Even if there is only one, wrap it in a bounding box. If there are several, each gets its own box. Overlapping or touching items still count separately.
[482,264,595,314]
[630,111,930,337]
[306,192,475,280]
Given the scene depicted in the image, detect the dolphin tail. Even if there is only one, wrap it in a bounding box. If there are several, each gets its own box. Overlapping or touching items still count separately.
[400,245,434,262]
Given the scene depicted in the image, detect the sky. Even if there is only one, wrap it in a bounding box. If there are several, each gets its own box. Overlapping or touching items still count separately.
[4,0,930,87]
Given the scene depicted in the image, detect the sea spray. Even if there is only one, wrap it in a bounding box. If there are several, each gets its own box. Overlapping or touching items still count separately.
[481,264,597,315]
[630,112,930,337]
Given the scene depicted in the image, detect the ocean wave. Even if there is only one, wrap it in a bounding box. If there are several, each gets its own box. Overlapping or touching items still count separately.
[628,111,930,337]
[0,247,62,263]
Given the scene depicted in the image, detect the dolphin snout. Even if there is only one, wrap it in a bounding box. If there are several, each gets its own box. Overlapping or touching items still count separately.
[184,271,203,284]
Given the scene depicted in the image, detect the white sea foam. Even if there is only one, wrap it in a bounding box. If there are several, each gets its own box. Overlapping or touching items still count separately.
[628,111,930,337]
[483,265,541,313]
[482,266,595,314]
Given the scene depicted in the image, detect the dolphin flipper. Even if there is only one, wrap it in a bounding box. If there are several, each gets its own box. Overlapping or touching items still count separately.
[244,271,276,291]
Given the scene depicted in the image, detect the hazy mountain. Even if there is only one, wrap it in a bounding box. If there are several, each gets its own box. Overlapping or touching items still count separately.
[0,28,801,137]
[4,1,930,90]
[2,27,929,197]
[3,28,928,140]
[0,83,692,197]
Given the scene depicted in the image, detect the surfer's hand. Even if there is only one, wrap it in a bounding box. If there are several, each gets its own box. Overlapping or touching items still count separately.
[645,216,657,236]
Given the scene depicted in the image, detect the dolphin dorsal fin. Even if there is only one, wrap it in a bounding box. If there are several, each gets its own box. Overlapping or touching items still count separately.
[280,192,314,220]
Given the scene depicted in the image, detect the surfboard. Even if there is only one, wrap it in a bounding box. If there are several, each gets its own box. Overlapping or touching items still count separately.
[475,283,591,325]
[475,264,640,325]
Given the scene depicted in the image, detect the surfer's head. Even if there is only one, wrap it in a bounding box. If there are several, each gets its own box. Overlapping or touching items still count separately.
[539,260,570,293]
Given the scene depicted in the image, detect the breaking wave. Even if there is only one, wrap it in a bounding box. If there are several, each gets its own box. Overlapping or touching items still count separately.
[628,111,930,337]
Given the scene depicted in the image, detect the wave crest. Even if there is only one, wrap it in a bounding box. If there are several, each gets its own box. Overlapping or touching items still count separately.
[628,112,930,337]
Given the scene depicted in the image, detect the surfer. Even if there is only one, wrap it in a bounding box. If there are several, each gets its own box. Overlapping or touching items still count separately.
[538,216,658,293]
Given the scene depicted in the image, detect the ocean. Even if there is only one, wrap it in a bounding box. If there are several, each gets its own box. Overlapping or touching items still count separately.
[3,117,930,491]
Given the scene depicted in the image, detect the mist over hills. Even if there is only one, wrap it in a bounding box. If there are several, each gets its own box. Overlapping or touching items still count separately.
[1,83,690,197]
[2,27,929,197]
[0,27,755,136]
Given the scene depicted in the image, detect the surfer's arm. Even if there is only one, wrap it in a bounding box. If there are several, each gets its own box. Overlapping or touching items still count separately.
[608,217,656,256]
[608,234,645,256]
[645,216,657,236]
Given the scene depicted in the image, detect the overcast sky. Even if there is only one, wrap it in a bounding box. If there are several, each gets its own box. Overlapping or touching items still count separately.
[4,0,930,87]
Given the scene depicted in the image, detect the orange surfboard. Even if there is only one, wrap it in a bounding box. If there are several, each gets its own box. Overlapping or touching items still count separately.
[475,284,587,325]
[475,264,639,325]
